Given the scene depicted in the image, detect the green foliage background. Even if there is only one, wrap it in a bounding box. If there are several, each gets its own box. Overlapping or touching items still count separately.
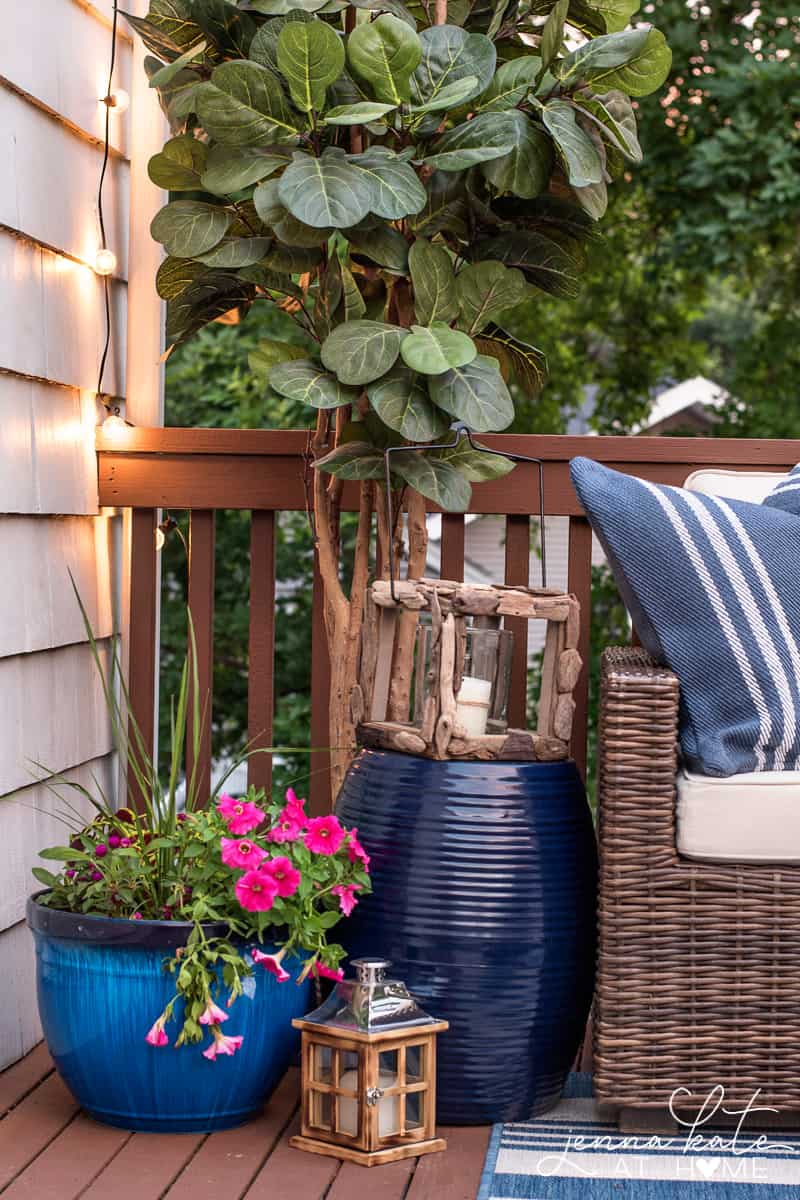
[159,0,800,795]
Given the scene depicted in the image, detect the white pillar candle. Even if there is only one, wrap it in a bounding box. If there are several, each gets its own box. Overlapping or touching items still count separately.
[455,675,492,737]
[337,1069,400,1137]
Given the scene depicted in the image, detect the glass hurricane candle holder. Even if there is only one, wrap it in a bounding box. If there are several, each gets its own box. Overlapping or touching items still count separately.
[414,618,513,738]
[290,959,448,1167]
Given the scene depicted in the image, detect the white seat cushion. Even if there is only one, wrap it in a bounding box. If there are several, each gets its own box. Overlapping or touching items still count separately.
[684,467,788,503]
[677,768,800,863]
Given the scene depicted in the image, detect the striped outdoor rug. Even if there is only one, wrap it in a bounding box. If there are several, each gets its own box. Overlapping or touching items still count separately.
[477,1075,800,1198]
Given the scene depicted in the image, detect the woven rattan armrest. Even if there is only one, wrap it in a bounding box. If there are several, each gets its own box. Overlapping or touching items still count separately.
[598,646,681,870]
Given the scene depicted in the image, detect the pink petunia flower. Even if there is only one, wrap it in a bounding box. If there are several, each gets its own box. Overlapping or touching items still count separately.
[235,869,279,912]
[260,855,301,898]
[346,829,371,872]
[252,947,290,983]
[220,837,267,870]
[332,883,361,917]
[202,1026,244,1061]
[145,1017,169,1047]
[284,788,307,819]
[216,793,266,835]
[199,999,229,1026]
[304,814,345,856]
[312,961,345,982]
[267,809,305,844]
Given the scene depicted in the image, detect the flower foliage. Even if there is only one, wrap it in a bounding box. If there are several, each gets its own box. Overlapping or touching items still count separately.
[36,787,370,1055]
[131,0,671,511]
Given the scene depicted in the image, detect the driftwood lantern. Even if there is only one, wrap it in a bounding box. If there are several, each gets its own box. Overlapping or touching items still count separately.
[354,578,582,762]
[290,959,448,1167]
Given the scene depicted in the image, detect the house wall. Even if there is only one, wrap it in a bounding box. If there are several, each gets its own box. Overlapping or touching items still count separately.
[0,0,164,1068]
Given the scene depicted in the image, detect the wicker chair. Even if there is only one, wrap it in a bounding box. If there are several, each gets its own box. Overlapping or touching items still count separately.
[594,646,800,1130]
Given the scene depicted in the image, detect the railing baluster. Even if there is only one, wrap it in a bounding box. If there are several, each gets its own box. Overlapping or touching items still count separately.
[309,553,332,815]
[186,510,216,806]
[248,511,276,796]
[440,513,465,581]
[568,516,592,781]
[504,514,530,728]
[127,508,158,812]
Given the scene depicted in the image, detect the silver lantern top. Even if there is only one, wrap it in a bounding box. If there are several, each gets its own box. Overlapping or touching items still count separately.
[301,959,437,1033]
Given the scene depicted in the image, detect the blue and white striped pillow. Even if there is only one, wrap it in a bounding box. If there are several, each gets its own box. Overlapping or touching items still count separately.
[570,456,800,777]
[763,463,800,515]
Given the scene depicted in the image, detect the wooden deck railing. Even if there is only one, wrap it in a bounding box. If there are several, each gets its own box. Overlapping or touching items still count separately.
[97,429,800,812]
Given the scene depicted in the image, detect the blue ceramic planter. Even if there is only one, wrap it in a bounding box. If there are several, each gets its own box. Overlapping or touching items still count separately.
[336,750,597,1125]
[27,895,311,1132]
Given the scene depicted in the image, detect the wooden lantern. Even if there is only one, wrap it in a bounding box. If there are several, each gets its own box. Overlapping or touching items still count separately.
[290,959,448,1167]
[352,577,582,763]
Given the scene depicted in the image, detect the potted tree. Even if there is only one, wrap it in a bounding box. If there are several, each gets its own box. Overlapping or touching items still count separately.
[125,0,671,1123]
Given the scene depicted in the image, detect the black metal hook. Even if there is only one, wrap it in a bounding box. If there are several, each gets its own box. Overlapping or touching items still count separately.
[384,424,548,602]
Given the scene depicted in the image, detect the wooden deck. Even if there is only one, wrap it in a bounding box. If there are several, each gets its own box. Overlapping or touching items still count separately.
[0,1044,490,1200]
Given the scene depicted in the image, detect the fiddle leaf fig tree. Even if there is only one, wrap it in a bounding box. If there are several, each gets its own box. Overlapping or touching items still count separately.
[128,0,671,798]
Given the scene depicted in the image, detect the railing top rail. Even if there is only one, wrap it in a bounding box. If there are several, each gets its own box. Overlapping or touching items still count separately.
[97,428,800,516]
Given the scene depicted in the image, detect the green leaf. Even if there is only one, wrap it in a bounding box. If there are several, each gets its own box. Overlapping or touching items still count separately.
[349,148,426,221]
[410,171,468,239]
[278,149,372,229]
[32,866,60,888]
[391,452,471,511]
[165,268,251,343]
[410,25,495,111]
[270,359,357,407]
[277,19,345,112]
[321,319,407,384]
[150,200,232,257]
[481,111,554,199]
[193,0,257,54]
[400,323,477,376]
[572,90,642,163]
[248,10,316,69]
[123,12,184,60]
[348,225,409,273]
[141,0,204,49]
[349,0,418,27]
[39,846,92,862]
[475,325,547,394]
[431,439,515,482]
[569,0,641,34]
[249,339,307,376]
[474,231,582,297]
[346,14,422,105]
[147,135,209,190]
[542,100,603,188]
[253,177,286,225]
[314,442,387,479]
[250,0,328,11]
[585,28,671,95]
[340,263,366,321]
[147,38,208,88]
[425,113,518,172]
[367,366,449,441]
[408,75,480,115]
[240,264,303,297]
[540,0,569,70]
[325,101,397,125]
[475,56,540,112]
[428,354,513,431]
[408,238,458,325]
[274,210,332,246]
[156,256,207,300]
[455,260,528,335]
[201,145,289,194]
[196,236,272,267]
[195,60,300,145]
[573,177,608,219]
[263,242,323,272]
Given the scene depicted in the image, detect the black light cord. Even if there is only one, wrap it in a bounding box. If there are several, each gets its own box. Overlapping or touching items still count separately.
[96,0,119,404]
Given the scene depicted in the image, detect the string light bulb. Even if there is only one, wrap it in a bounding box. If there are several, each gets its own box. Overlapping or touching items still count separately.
[94,247,117,276]
[101,89,130,115]
[155,527,166,552]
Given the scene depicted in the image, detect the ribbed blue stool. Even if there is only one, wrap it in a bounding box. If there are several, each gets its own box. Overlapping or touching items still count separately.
[336,750,597,1124]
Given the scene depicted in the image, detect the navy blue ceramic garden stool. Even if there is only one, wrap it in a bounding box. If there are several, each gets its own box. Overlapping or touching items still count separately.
[336,750,597,1125]
[27,896,311,1133]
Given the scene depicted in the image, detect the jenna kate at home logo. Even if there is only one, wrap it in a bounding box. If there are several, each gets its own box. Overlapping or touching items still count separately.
[536,1087,799,1182]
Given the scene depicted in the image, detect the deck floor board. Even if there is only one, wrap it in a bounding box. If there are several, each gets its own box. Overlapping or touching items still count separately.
[0,1047,490,1200]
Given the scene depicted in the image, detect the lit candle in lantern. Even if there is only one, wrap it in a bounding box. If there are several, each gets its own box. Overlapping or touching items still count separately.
[455,675,492,737]
[337,1069,399,1136]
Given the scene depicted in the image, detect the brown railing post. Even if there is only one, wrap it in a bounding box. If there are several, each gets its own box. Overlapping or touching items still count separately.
[186,510,215,805]
[440,513,465,581]
[248,510,276,796]
[504,514,531,728]
[568,516,593,781]
[127,507,158,812]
